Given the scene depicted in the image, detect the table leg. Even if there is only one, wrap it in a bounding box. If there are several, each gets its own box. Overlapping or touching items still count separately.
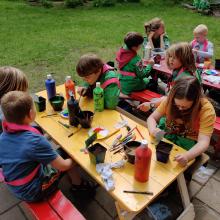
[177,173,195,220]
[115,202,138,220]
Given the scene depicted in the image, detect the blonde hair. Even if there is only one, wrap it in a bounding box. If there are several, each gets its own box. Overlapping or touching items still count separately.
[1,91,33,124]
[0,66,28,100]
[76,54,104,77]
[144,17,164,35]
[193,24,208,35]
[166,42,196,73]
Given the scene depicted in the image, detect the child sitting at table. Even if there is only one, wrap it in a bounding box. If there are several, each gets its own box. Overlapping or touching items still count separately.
[191,24,214,64]
[147,76,216,167]
[0,66,29,133]
[144,17,170,50]
[76,53,120,109]
[116,32,154,96]
[138,42,202,112]
[0,91,95,202]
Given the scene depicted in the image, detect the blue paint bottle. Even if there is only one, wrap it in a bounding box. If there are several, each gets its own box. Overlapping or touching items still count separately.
[45,74,56,100]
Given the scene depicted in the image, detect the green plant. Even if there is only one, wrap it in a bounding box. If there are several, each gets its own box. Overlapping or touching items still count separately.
[93,0,116,7]
[65,0,83,8]
[127,0,140,2]
[40,0,53,8]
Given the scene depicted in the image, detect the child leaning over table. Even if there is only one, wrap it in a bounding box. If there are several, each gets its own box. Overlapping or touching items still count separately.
[191,24,214,64]
[138,42,202,112]
[116,32,154,96]
[0,91,95,202]
[76,54,120,110]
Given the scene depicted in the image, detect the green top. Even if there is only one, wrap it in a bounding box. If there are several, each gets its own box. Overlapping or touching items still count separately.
[172,68,202,83]
[83,69,120,110]
[119,47,152,95]
[143,35,170,50]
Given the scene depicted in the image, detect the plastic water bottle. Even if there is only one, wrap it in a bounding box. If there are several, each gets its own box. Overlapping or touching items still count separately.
[93,82,104,112]
[134,140,152,182]
[143,42,152,61]
[65,76,76,101]
[67,94,80,127]
[45,74,56,100]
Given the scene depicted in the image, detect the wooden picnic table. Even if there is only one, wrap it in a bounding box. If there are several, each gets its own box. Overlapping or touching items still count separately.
[153,60,220,90]
[35,84,197,220]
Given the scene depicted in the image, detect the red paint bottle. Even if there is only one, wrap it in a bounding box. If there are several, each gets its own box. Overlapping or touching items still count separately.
[134,140,152,182]
[65,76,76,101]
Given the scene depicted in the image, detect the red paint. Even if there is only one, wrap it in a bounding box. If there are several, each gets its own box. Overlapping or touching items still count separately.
[134,140,152,182]
[65,76,76,100]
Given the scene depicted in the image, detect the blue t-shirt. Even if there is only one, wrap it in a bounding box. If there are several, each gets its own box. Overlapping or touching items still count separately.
[0,131,58,201]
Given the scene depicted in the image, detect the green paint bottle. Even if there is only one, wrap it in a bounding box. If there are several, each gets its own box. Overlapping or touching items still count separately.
[93,82,104,112]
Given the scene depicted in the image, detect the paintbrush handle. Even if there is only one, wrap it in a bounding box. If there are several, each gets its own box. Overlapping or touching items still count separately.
[123,190,153,195]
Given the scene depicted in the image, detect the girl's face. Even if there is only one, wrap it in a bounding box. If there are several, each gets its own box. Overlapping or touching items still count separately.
[194,33,206,44]
[174,98,193,111]
[167,54,182,70]
[82,69,101,85]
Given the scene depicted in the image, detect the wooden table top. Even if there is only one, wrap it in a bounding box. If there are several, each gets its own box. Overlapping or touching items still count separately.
[35,84,194,212]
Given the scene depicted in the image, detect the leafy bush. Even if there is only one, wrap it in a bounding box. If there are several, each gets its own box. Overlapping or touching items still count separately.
[127,0,140,2]
[93,0,116,7]
[65,0,84,8]
[40,0,53,8]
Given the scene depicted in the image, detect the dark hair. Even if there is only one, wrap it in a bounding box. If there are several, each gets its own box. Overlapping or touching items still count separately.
[166,42,196,73]
[124,32,144,50]
[76,54,104,77]
[1,91,33,124]
[166,76,202,127]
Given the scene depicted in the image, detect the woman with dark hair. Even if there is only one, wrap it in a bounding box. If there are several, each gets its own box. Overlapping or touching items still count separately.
[147,76,216,166]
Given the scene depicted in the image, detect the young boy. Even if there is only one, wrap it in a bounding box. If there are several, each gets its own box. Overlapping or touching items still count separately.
[116,32,154,96]
[191,24,214,63]
[0,91,93,202]
[76,54,120,110]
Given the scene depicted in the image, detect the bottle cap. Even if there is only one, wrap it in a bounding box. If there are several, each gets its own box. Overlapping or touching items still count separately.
[96,82,101,87]
[66,76,71,80]
[141,140,148,147]
[47,74,52,79]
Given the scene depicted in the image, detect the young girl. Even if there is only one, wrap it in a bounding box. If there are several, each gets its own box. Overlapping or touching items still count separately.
[76,54,120,110]
[191,24,214,64]
[0,66,29,133]
[138,42,201,112]
[147,76,215,166]
[144,17,170,50]
[116,32,154,96]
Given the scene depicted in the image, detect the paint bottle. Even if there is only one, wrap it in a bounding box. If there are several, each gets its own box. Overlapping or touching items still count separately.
[65,76,76,101]
[45,74,56,100]
[67,94,80,127]
[134,140,152,182]
[93,82,104,112]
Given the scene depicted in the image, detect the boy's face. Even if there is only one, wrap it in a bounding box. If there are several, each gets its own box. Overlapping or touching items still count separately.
[132,44,141,52]
[82,69,102,85]
[194,33,206,43]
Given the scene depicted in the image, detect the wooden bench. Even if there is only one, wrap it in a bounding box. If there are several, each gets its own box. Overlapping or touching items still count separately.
[130,89,162,103]
[22,190,85,220]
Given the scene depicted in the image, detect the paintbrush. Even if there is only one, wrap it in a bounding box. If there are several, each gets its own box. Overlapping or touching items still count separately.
[123,190,153,195]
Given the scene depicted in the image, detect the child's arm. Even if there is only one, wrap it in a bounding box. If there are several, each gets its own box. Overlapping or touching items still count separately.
[135,58,154,78]
[193,42,214,59]
[104,83,120,109]
[50,155,75,172]
[174,134,210,166]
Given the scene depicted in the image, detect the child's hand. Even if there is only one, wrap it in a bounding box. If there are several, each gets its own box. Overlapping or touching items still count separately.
[147,58,155,66]
[77,86,87,96]
[174,153,188,166]
[192,49,198,54]
[137,102,151,112]
[148,31,155,39]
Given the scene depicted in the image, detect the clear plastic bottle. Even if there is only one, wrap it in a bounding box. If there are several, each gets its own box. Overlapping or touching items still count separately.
[93,82,104,112]
[65,76,76,100]
[45,74,56,100]
[143,42,152,61]
[134,140,152,182]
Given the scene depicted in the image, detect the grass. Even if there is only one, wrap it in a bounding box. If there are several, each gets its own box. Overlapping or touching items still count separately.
[0,0,220,92]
